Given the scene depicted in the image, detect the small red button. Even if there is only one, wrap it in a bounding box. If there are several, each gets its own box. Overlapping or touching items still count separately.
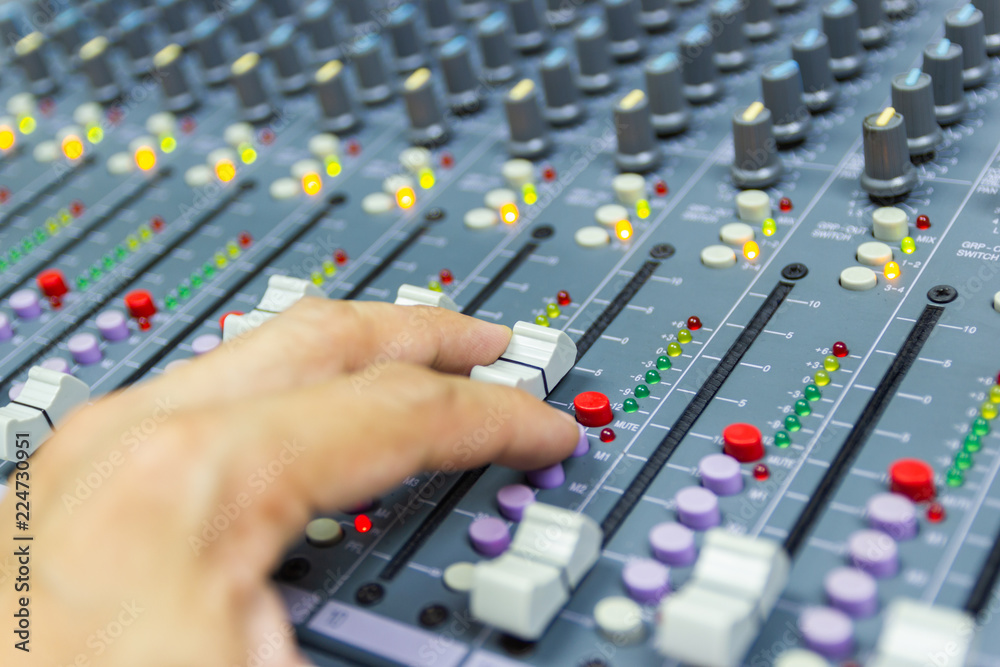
[219,310,243,331]
[574,391,613,427]
[36,269,68,298]
[124,289,157,319]
[890,459,935,502]
[723,423,764,462]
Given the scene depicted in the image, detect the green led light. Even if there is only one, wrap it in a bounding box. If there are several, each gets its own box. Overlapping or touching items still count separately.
[21,238,33,252]
[774,431,791,448]
[972,417,990,436]
[823,355,840,372]
[75,275,88,290]
[900,237,916,254]
[428,281,442,292]
[955,450,973,470]
[677,329,692,344]
[814,369,830,387]
[102,254,115,269]
[784,415,801,432]
[804,384,822,401]
[964,433,982,453]
[666,342,682,357]
[794,399,811,416]
[546,303,560,318]
[89,265,102,279]
[645,369,661,384]
[8,248,20,263]
[203,263,215,278]
[762,218,777,236]
[33,228,46,242]
[114,245,127,260]
[191,273,203,289]
[623,398,639,413]
[534,314,549,327]
[164,294,177,310]
[178,284,190,300]
[0,259,6,272]
[634,384,650,398]
[946,467,964,487]
[656,356,672,371]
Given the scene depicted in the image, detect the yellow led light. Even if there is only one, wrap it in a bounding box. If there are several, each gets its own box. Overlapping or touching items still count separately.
[884,261,900,280]
[45,219,59,235]
[138,225,152,242]
[396,186,416,209]
[62,134,84,160]
[0,125,15,150]
[18,116,36,134]
[302,171,322,196]
[86,125,103,144]
[160,135,177,153]
[134,145,157,171]
[126,236,140,251]
[238,141,257,164]
[322,260,337,276]
[214,252,227,268]
[226,242,240,258]
[500,202,519,224]
[58,209,71,225]
[522,183,537,205]
[615,219,633,241]
[636,199,651,219]
[744,240,760,260]
[418,167,435,189]
[310,271,323,286]
[215,159,236,183]
[325,157,342,177]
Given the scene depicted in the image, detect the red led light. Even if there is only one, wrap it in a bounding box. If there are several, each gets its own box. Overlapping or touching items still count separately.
[599,428,615,443]
[137,317,151,331]
[927,502,946,523]
[259,128,276,145]
[753,464,770,481]
[440,152,454,168]
[654,180,668,196]
[219,310,243,331]
[150,216,165,232]
[0,187,11,204]
[48,296,62,309]
[439,268,453,284]
[334,248,349,265]
[687,315,702,331]
[354,515,372,533]
[238,231,253,248]
[778,197,792,212]
[38,97,54,116]
[542,165,557,182]
[556,290,571,306]
[916,214,930,230]
[106,106,124,126]
[832,341,849,357]
[70,200,85,217]
[180,116,197,134]
[346,139,361,156]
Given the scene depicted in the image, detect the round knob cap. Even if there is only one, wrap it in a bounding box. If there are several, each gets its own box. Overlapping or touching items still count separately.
[945,3,990,88]
[823,0,864,80]
[36,269,68,299]
[388,4,426,73]
[604,0,642,61]
[574,391,613,427]
[80,37,120,104]
[266,24,309,94]
[314,60,360,134]
[504,78,549,158]
[341,0,373,26]
[121,9,157,75]
[231,52,273,122]
[744,0,777,41]
[229,0,264,49]
[50,8,87,56]
[722,423,764,462]
[352,35,394,105]
[575,17,615,93]
[889,458,935,501]
[761,60,811,147]
[890,68,941,159]
[731,102,783,189]
[96,310,130,342]
[15,33,58,96]
[478,11,517,84]
[423,0,458,43]
[68,332,102,365]
[973,0,1000,54]
[639,0,673,31]
[403,68,449,146]
[712,0,750,72]
[508,0,548,53]
[856,0,889,48]
[460,0,491,22]
[614,89,660,172]
[9,290,41,320]
[922,38,967,125]
[645,52,690,136]
[192,16,230,86]
[681,25,722,104]
[860,107,918,203]
[156,0,190,45]
[301,0,341,62]
[154,44,198,113]
[792,29,839,112]
[545,0,575,26]
[540,48,584,126]
[439,36,482,113]
[124,289,157,319]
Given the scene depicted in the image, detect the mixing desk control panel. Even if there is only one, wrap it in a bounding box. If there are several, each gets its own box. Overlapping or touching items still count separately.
[1,0,1000,664]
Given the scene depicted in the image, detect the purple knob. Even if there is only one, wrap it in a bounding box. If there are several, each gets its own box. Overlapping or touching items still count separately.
[40,358,71,374]
[497,484,535,521]
[847,529,898,578]
[9,382,24,401]
[68,332,102,365]
[866,492,917,541]
[96,310,130,342]
[571,424,590,457]
[622,558,670,604]
[675,486,721,530]
[824,567,878,618]
[526,462,565,489]
[649,522,697,566]
[192,333,222,355]
[799,606,854,659]
[468,516,511,557]
[699,453,744,496]
[10,289,42,320]
[0,312,12,340]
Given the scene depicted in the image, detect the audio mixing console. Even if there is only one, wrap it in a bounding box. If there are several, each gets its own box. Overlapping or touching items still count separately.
[1,0,1000,664]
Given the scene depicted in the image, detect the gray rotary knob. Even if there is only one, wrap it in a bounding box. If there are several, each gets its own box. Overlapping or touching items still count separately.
[439,36,482,113]
[459,0,490,21]
[352,35,394,105]
[744,0,777,41]
[922,39,967,125]
[340,0,373,27]
[545,0,575,26]
[505,78,550,158]
[478,11,518,84]
[681,24,722,104]
[575,17,615,93]
[890,68,941,160]
[645,52,690,136]
[944,4,990,88]
[15,33,58,96]
[860,107,918,202]
[882,0,914,19]
[153,44,198,112]
[301,0,341,63]
[604,0,643,61]
[230,0,264,51]
[267,25,309,94]
[88,0,119,31]
[540,48,584,125]
[314,60,360,134]
[856,0,889,48]
[79,37,120,104]
[712,0,750,72]
[823,0,864,80]
[774,0,804,13]
[792,29,838,112]
[614,89,660,172]
[761,60,810,147]
[121,9,156,75]
[231,52,273,122]
[156,0,190,45]
[973,0,1000,54]
[50,8,87,56]
[192,16,230,86]
[731,102,783,189]
[508,0,548,53]
[388,4,427,73]
[403,68,450,146]
[263,0,296,20]
[423,0,458,43]
[639,0,673,32]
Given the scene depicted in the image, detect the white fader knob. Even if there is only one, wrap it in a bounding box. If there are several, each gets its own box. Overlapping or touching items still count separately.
[470,321,576,399]
[393,284,458,310]
[222,275,325,341]
[1,367,90,461]
[867,599,973,667]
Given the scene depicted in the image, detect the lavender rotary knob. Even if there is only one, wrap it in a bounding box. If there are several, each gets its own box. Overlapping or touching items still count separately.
[572,424,590,457]
[96,309,130,342]
[622,558,670,603]
[824,567,877,617]
[866,492,917,540]
[468,516,511,557]
[675,486,721,529]
[798,606,854,659]
[649,522,696,565]
[526,462,565,488]
[10,289,42,320]
[68,333,102,365]
[40,357,71,374]
[699,453,744,496]
[0,312,12,340]
[848,529,898,578]
[191,333,222,355]
[497,484,535,521]
[9,382,24,401]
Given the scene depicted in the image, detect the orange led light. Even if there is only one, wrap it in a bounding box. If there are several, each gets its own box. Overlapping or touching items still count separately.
[134,146,157,171]
[615,219,633,241]
[61,135,84,160]
[302,172,322,196]
[884,261,900,280]
[215,159,236,183]
[396,186,416,209]
[500,202,519,224]
[0,126,14,151]
[743,241,760,260]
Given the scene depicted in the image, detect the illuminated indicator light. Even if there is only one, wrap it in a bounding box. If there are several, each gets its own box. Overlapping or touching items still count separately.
[259,128,276,145]
[22,238,34,252]
[814,369,830,386]
[215,159,236,182]
[779,197,792,212]
[397,186,416,209]
[62,135,84,160]
[946,468,963,487]
[346,139,361,156]
[428,280,442,292]
[989,385,1000,404]
[784,415,801,432]
[138,225,152,242]
[875,107,896,127]
[190,273,203,289]
[45,220,59,235]
[615,219,633,241]
[354,515,372,533]
[322,260,337,276]
[883,261,900,280]
[181,116,197,133]
[645,369,661,384]
[310,271,323,286]
[137,317,151,331]
[34,228,46,242]
[762,218,777,236]
[666,342,682,357]
[654,180,668,196]
[900,237,916,255]
[70,200,85,217]
[302,172,322,196]
[419,167,435,189]
[677,329,692,344]
[982,402,998,420]
[240,146,257,164]
[774,431,791,448]
[440,152,454,168]
[753,464,769,481]
[226,242,240,258]
[102,254,116,269]
[58,209,72,224]
[0,188,9,203]
[636,199,651,219]
[215,252,228,268]
[600,428,615,442]
[955,450,973,471]
[114,246,126,260]
[823,355,840,372]
[86,125,104,144]
[542,165,556,182]
[915,214,930,230]
[634,384,649,398]
[964,434,982,453]
[164,295,177,309]
[557,290,571,306]
[534,314,549,327]
[0,126,15,150]
[687,316,702,330]
[927,503,945,523]
[500,202,518,224]
[832,341,848,357]
[75,275,88,290]
[439,268,453,284]
[656,356,671,370]
[804,384,822,401]
[794,399,811,416]
[325,156,342,176]
[623,398,639,413]
[203,264,215,278]
[334,249,348,265]
[178,284,190,300]
[743,241,760,260]
[238,232,253,248]
[89,266,102,279]
[126,236,140,251]
[38,98,53,115]
[18,116,36,134]
[160,135,177,153]
[107,107,124,125]
[546,303,560,318]
[522,183,537,205]
[972,417,991,436]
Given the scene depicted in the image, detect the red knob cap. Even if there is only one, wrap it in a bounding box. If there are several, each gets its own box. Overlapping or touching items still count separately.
[124,289,157,319]
[890,459,935,502]
[723,423,764,462]
[219,310,243,331]
[36,269,68,298]
[574,391,613,427]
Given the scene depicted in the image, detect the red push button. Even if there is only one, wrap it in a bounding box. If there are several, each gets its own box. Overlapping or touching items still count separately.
[890,459,935,502]
[219,310,243,331]
[36,269,68,298]
[124,289,157,319]
[723,423,764,462]
[574,391,613,427]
